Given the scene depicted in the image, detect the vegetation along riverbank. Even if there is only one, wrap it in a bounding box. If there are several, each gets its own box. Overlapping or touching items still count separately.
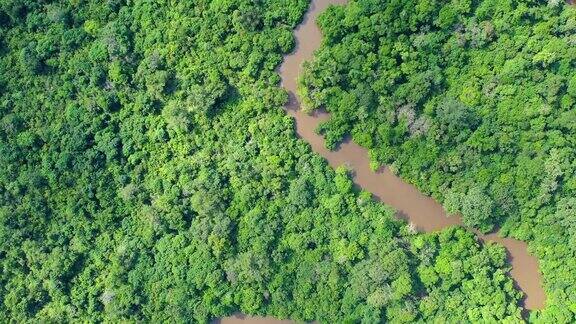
[0,0,573,322]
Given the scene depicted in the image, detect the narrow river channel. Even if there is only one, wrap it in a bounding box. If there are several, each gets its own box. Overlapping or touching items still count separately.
[218,0,546,322]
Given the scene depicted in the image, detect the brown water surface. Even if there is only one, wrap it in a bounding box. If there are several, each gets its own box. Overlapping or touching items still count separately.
[213,313,293,324]
[220,0,546,321]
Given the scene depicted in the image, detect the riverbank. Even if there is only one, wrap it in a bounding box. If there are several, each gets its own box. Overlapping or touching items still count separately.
[281,0,544,311]
[219,0,545,321]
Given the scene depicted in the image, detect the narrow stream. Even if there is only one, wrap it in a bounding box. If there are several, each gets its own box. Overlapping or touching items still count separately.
[219,0,546,322]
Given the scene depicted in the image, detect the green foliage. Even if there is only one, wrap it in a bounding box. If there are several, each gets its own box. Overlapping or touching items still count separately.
[413,228,522,322]
[0,0,525,322]
[301,0,576,321]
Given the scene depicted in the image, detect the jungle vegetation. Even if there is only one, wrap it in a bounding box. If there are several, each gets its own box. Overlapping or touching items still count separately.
[300,0,576,322]
[0,0,540,322]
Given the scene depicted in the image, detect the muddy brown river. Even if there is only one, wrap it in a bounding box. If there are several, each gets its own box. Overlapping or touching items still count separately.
[219,0,546,322]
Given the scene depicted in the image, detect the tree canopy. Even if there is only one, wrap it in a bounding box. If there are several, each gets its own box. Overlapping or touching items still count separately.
[0,0,542,322]
[301,0,576,321]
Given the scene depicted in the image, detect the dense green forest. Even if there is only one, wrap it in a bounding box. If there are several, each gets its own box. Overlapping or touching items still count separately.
[0,0,532,322]
[301,0,576,321]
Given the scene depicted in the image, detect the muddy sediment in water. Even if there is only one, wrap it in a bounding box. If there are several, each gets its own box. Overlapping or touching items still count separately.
[219,0,546,321]
[213,313,293,324]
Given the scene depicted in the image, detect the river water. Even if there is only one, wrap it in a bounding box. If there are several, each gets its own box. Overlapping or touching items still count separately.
[219,0,545,322]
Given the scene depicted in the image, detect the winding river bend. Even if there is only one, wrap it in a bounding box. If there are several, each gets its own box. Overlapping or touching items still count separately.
[219,0,545,322]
